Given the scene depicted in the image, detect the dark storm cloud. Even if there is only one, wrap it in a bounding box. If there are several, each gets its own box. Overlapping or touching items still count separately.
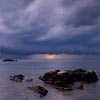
[0,0,100,58]
[67,0,100,27]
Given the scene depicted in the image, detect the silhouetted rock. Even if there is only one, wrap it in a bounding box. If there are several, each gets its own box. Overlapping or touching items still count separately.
[77,84,84,90]
[39,69,98,88]
[26,79,33,82]
[55,86,73,91]
[73,82,84,90]
[3,59,17,62]
[74,69,87,72]
[28,86,48,97]
[10,74,25,82]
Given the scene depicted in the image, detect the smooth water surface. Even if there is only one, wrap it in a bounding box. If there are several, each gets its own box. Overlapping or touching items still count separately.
[0,59,100,100]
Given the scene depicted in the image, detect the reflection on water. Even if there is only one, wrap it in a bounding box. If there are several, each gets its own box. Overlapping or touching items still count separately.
[0,59,100,100]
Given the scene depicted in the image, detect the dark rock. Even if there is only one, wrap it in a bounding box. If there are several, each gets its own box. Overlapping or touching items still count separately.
[73,82,84,90]
[74,69,87,72]
[55,86,73,91]
[26,79,33,82]
[39,69,98,88]
[10,74,25,82]
[28,86,48,97]
[78,84,84,90]
[3,59,17,62]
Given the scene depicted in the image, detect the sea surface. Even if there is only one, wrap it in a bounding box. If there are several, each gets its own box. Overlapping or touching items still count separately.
[0,58,100,100]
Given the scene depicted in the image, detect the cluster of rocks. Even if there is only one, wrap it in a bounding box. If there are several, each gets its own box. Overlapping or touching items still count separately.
[10,74,25,82]
[9,69,98,98]
[39,69,98,88]
[9,74,48,97]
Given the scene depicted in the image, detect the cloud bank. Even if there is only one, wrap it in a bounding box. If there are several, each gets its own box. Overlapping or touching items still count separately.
[0,0,100,58]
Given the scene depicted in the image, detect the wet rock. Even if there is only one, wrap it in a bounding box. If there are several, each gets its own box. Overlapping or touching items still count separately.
[3,59,17,62]
[77,84,84,90]
[28,86,48,97]
[55,86,73,91]
[39,69,98,88]
[73,82,84,90]
[10,74,25,82]
[74,69,87,72]
[26,79,33,82]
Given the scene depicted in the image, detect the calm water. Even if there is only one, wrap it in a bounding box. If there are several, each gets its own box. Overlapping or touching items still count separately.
[0,59,100,100]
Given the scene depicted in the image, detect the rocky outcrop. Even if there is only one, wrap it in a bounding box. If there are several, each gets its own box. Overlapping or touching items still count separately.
[28,86,48,97]
[26,79,33,82]
[39,69,98,87]
[10,74,25,82]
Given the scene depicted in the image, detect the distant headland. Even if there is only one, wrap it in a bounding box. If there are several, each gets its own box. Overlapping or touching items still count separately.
[2,59,17,62]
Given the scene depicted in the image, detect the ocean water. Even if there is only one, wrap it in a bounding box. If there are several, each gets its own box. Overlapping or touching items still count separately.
[0,59,100,100]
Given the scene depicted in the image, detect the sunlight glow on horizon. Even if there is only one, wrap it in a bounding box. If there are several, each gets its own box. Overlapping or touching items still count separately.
[28,54,80,60]
[44,54,62,59]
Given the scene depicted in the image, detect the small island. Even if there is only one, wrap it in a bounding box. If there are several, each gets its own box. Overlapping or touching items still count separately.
[2,59,17,62]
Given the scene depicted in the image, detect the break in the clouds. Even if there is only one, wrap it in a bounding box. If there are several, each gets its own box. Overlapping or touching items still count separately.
[0,0,100,58]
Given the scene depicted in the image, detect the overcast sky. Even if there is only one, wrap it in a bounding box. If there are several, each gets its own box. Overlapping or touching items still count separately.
[0,0,100,59]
